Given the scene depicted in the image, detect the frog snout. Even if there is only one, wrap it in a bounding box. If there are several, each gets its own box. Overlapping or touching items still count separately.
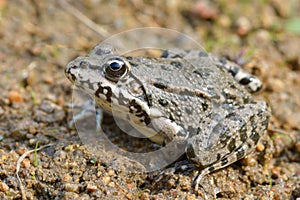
[65,61,80,83]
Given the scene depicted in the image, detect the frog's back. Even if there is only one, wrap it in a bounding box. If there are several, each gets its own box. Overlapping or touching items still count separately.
[126,55,253,133]
[128,55,252,104]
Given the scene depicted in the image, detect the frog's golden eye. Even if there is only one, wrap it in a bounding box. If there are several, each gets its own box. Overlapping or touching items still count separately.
[104,57,129,81]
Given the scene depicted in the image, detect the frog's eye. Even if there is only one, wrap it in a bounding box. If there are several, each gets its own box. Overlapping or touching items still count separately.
[104,57,129,81]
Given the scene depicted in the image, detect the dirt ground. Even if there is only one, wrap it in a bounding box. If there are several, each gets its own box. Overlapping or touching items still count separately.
[0,0,300,199]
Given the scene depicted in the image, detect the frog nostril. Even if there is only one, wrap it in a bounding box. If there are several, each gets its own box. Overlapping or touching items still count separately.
[79,61,90,69]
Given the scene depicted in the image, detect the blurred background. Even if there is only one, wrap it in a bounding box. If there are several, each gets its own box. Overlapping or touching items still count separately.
[0,0,299,199]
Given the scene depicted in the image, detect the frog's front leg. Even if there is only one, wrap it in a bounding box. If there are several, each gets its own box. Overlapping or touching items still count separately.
[186,101,270,190]
[68,98,104,131]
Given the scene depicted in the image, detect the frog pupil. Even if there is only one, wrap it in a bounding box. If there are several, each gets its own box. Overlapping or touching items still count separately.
[109,61,123,71]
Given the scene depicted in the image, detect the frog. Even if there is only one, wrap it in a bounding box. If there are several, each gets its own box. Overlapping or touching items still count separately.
[65,44,271,190]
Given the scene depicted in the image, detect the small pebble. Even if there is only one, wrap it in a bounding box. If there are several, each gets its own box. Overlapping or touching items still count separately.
[108,181,115,187]
[127,183,133,189]
[64,191,79,199]
[68,162,77,169]
[102,176,110,185]
[108,169,115,176]
[139,192,150,200]
[44,76,54,85]
[125,193,133,199]
[295,141,300,153]
[0,181,9,192]
[217,14,232,28]
[23,72,34,86]
[271,167,281,178]
[256,142,265,152]
[86,183,97,192]
[271,0,291,17]
[42,162,50,169]
[7,91,23,103]
[186,193,197,200]
[17,147,28,156]
[191,1,219,20]
[0,106,4,115]
[179,178,189,191]
[167,178,176,189]
[256,29,271,44]
[30,45,43,56]
[236,16,252,35]
[29,138,37,145]
[261,6,277,28]
[62,174,72,182]
[22,158,31,169]
[64,183,79,192]
[28,125,37,134]
[244,156,257,167]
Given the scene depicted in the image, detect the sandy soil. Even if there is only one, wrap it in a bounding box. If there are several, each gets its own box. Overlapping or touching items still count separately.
[0,0,299,199]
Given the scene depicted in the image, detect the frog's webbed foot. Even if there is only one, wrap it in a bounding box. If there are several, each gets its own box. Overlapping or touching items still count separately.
[67,99,103,131]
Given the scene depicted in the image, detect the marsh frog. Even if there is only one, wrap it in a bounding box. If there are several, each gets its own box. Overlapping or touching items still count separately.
[65,44,270,189]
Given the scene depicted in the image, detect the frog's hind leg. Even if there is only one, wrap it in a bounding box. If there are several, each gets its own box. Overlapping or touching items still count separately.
[193,138,254,191]
[161,49,263,93]
[192,101,270,191]
[212,56,263,93]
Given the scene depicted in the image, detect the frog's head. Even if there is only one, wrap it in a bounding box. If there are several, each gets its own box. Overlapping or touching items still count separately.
[66,44,135,107]
[65,44,154,123]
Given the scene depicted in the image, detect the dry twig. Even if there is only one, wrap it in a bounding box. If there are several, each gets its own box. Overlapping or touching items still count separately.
[58,0,109,38]
[16,144,54,200]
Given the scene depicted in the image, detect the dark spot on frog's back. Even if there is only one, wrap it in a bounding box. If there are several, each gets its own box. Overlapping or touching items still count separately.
[158,98,168,106]
[201,102,209,111]
[185,107,193,114]
[128,61,138,67]
[198,52,208,57]
[170,61,183,69]
[153,79,169,89]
